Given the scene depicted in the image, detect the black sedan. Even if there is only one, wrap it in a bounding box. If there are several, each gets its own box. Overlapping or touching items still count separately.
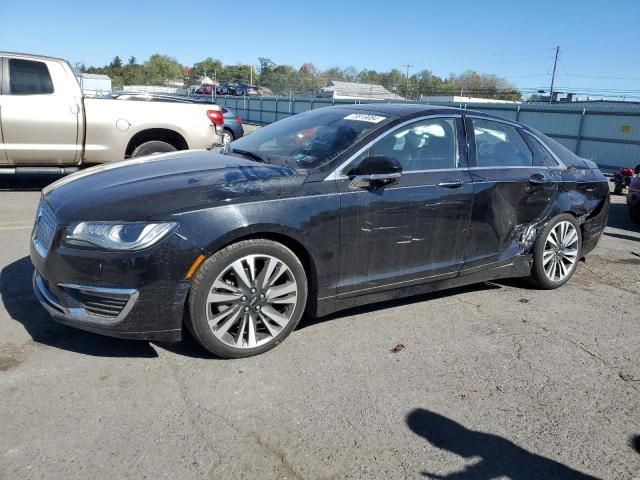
[31,105,609,358]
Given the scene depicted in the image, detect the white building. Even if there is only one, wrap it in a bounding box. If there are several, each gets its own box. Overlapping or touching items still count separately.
[419,95,521,104]
[78,73,111,96]
[319,80,405,101]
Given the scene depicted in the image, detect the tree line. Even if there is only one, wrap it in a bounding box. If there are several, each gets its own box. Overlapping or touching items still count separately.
[82,55,522,100]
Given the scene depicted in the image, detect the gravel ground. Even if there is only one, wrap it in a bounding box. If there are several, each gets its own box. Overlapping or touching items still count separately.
[0,181,638,480]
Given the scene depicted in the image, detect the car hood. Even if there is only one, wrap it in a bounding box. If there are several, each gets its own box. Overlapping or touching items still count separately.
[44,150,304,223]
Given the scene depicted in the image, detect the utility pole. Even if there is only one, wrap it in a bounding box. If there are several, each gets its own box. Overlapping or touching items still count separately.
[402,64,413,100]
[549,46,560,104]
[249,65,253,85]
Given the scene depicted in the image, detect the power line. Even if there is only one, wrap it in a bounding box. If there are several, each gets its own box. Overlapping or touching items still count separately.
[559,73,640,81]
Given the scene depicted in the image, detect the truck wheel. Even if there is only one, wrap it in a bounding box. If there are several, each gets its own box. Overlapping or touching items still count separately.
[131,140,177,158]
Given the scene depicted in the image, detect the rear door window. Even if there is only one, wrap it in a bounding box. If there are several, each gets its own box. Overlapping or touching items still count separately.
[472,119,533,167]
[523,132,559,167]
[9,59,54,95]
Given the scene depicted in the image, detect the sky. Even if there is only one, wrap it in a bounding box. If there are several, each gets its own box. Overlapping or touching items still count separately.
[2,0,640,99]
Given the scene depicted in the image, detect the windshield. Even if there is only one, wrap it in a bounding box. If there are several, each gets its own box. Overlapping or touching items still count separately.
[227,108,391,169]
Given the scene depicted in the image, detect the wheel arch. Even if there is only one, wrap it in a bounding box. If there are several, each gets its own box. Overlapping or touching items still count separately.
[125,128,189,157]
[200,228,320,315]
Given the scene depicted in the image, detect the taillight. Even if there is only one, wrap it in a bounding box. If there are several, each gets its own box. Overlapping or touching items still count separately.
[206,110,224,127]
[235,116,243,125]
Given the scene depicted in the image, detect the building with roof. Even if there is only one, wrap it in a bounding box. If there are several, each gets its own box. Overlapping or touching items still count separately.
[419,95,521,105]
[78,73,111,96]
[318,80,405,101]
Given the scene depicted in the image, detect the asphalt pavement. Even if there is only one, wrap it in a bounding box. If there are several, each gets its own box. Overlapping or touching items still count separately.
[1,183,638,480]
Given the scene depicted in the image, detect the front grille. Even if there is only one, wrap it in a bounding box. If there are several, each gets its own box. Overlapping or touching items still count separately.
[33,202,57,257]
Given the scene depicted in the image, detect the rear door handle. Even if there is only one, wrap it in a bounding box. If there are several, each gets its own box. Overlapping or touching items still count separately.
[528,174,547,185]
[437,179,464,189]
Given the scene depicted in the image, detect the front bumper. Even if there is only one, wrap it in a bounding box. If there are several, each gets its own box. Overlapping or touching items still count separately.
[30,224,201,342]
[582,193,610,256]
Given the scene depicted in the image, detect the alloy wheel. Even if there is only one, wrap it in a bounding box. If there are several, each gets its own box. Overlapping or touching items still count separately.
[206,254,298,349]
[542,221,579,282]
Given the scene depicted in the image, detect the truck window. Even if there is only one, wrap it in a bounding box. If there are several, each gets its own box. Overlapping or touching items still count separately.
[9,59,54,95]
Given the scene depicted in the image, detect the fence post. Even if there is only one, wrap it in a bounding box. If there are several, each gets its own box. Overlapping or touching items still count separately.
[576,108,586,156]
[515,105,521,122]
[260,97,263,125]
[275,97,278,122]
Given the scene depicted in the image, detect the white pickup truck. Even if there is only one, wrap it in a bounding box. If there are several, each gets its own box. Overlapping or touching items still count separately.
[0,52,224,174]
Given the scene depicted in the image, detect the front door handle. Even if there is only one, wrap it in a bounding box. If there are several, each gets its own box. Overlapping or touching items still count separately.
[438,179,464,189]
[529,173,547,185]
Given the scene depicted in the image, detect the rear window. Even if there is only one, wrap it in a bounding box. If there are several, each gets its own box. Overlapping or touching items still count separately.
[526,128,589,169]
[9,59,54,95]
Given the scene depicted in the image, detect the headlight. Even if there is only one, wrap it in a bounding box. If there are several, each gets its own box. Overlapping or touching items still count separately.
[64,222,178,250]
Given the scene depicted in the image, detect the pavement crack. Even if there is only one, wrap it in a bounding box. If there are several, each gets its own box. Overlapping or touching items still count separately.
[531,322,639,392]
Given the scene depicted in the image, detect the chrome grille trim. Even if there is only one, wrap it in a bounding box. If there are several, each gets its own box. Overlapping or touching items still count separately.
[33,202,57,257]
[33,272,139,325]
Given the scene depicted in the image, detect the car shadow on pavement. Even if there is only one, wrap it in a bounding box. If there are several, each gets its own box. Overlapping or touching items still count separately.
[632,435,640,454]
[0,256,158,358]
[297,282,502,331]
[406,408,601,480]
[0,174,62,191]
[607,201,639,234]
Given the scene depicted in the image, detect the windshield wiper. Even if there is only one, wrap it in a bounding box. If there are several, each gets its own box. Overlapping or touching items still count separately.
[231,148,270,164]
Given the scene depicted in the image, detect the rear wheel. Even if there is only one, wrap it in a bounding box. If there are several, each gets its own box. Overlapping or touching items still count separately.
[186,239,308,358]
[131,140,177,158]
[222,129,234,146]
[529,214,582,289]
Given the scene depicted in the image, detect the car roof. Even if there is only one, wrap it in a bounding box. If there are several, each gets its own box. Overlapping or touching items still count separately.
[340,103,514,123]
[0,51,67,62]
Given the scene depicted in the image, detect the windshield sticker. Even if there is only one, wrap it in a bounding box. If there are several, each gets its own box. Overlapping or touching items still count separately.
[343,113,386,123]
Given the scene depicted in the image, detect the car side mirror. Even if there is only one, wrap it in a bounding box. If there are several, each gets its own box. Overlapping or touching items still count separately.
[347,155,402,190]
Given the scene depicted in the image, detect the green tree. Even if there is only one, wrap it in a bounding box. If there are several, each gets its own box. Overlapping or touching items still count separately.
[110,56,123,69]
[191,57,223,83]
[144,54,182,85]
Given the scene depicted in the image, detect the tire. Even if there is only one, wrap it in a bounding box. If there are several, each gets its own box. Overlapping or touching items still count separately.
[222,129,234,146]
[131,140,177,158]
[613,183,623,195]
[528,214,582,289]
[186,239,308,358]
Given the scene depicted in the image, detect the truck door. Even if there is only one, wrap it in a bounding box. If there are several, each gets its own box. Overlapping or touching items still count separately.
[0,57,7,164]
[0,57,80,165]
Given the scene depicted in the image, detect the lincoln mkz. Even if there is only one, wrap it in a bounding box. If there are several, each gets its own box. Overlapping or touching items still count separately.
[31,105,609,358]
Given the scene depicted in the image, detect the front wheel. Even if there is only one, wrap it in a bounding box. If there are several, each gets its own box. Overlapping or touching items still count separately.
[186,239,308,358]
[528,214,582,289]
